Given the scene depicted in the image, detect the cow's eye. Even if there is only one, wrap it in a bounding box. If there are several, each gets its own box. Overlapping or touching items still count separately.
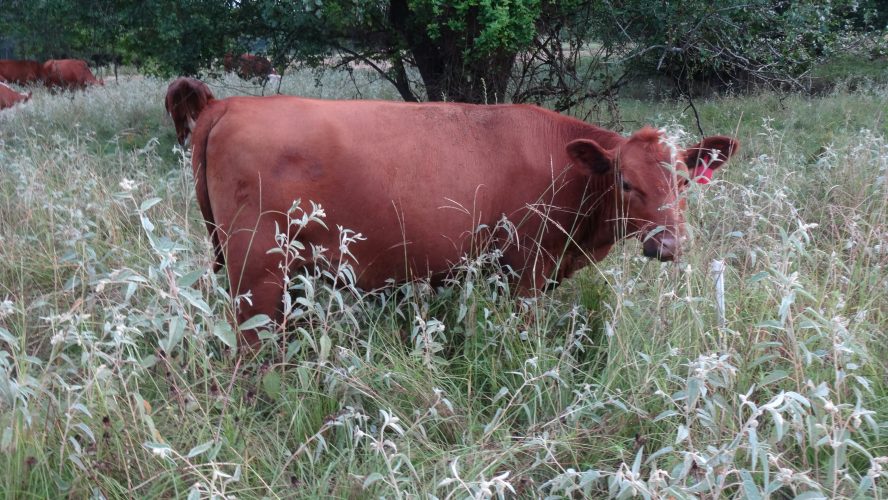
[621,180,632,191]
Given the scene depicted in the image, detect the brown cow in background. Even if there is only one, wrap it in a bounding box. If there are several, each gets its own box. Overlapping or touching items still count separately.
[222,53,276,82]
[0,82,31,110]
[166,78,739,346]
[0,60,43,85]
[43,59,103,90]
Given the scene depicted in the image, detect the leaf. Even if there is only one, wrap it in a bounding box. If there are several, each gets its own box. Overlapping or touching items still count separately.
[0,327,16,346]
[74,423,95,443]
[262,370,281,401]
[70,403,93,418]
[645,446,674,465]
[239,314,271,331]
[747,272,770,283]
[187,486,202,500]
[676,424,689,444]
[750,354,778,368]
[1,427,12,451]
[760,369,788,386]
[740,470,763,500]
[140,354,158,369]
[213,322,236,351]
[178,288,212,315]
[792,492,828,500]
[687,377,702,408]
[756,319,785,330]
[631,446,644,475]
[853,475,874,499]
[749,426,759,468]
[140,215,154,234]
[319,333,331,362]
[140,197,162,212]
[845,438,874,461]
[363,472,384,490]
[493,387,510,403]
[187,440,214,458]
[779,293,795,324]
[68,453,87,472]
[653,410,678,422]
[177,269,205,288]
[164,316,186,352]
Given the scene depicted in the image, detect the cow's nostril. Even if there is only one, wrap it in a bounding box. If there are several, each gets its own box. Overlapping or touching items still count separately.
[643,235,678,261]
[643,244,660,259]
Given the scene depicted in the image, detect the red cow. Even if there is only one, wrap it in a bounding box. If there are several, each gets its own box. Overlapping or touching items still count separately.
[0,60,43,85]
[222,53,276,81]
[42,59,103,90]
[167,79,739,346]
[165,78,214,146]
[0,82,31,109]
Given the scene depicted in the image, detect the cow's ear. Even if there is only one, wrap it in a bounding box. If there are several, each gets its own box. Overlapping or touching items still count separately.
[683,135,739,171]
[567,139,613,176]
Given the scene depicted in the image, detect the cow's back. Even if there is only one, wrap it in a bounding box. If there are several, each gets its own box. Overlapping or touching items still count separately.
[0,60,42,84]
[201,97,597,287]
[0,83,29,109]
[43,59,100,89]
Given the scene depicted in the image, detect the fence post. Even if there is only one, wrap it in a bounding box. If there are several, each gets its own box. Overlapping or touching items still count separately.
[711,259,726,330]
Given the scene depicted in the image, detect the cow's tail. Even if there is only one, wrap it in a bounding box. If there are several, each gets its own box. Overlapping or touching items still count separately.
[187,94,226,273]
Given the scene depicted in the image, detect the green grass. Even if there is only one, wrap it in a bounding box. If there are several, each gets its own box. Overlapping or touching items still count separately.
[0,70,886,498]
[811,54,888,83]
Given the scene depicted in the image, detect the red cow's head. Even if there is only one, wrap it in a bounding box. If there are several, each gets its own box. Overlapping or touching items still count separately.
[568,127,739,260]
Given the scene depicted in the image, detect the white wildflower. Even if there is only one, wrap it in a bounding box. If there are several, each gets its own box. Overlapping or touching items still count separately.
[868,460,883,479]
[777,467,793,485]
[119,178,137,192]
[50,331,66,345]
[649,468,670,488]
[0,298,14,319]
[152,446,171,458]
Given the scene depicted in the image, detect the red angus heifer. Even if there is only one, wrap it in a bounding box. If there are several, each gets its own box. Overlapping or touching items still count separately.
[222,53,276,82]
[0,60,43,85]
[43,59,103,90]
[167,79,739,346]
[0,82,31,110]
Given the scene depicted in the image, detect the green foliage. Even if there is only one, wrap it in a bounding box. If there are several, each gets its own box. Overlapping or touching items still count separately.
[590,0,878,92]
[3,0,884,103]
[119,1,235,76]
[409,0,539,56]
[239,0,565,102]
[0,0,234,75]
[0,0,106,58]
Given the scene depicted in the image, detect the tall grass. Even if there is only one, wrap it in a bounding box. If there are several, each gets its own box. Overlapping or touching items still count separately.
[0,70,885,498]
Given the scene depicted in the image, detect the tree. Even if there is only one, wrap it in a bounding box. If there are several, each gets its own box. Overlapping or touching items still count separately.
[116,0,234,76]
[2,0,881,109]
[586,0,872,94]
[237,0,563,104]
[0,0,235,77]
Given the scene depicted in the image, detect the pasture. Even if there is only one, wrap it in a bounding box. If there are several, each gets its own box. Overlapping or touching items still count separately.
[0,70,886,498]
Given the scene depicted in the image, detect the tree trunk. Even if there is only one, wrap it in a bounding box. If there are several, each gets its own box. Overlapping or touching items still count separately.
[389,0,516,104]
[390,51,418,102]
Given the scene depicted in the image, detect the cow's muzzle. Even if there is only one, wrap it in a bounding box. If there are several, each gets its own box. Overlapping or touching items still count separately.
[642,233,679,261]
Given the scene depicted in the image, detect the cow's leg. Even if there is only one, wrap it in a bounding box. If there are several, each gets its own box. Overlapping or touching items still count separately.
[222,220,288,348]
